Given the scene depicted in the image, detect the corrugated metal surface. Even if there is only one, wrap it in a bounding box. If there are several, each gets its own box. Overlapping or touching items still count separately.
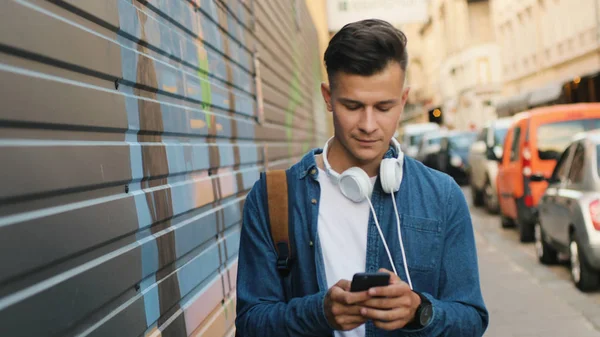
[0,0,327,336]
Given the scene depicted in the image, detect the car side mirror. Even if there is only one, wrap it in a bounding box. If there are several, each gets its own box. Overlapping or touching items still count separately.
[530,173,557,183]
[530,173,546,182]
[491,146,503,162]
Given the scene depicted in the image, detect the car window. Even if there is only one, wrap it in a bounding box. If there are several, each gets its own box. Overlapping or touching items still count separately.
[567,143,585,184]
[477,128,488,142]
[428,137,442,145]
[551,145,574,183]
[410,134,424,147]
[494,126,509,146]
[449,132,477,150]
[537,118,600,160]
[510,127,521,162]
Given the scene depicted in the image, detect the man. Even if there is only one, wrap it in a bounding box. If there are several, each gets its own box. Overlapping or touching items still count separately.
[235,19,488,337]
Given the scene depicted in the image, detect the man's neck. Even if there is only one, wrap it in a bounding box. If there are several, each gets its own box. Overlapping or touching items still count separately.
[325,138,383,177]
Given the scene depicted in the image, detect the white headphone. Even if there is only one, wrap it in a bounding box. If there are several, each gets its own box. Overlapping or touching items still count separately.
[321,137,413,289]
[322,136,404,202]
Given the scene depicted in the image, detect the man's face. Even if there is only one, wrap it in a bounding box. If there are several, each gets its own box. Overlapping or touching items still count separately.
[321,61,409,165]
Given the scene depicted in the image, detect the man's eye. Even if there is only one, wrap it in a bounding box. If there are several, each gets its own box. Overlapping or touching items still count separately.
[345,105,361,110]
[377,106,392,112]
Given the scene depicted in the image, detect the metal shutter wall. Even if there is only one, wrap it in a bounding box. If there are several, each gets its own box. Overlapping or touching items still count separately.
[0,0,327,336]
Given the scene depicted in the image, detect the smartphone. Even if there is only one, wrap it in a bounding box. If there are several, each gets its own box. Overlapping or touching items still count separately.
[350,272,390,292]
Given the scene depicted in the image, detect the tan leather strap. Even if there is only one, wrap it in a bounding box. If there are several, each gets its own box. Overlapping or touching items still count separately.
[265,170,290,263]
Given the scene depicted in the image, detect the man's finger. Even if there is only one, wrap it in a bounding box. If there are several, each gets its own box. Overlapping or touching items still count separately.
[337,314,368,326]
[345,290,372,305]
[340,318,369,332]
[336,279,351,291]
[377,268,402,284]
[331,303,364,316]
[361,296,403,309]
[330,287,371,306]
[368,282,412,298]
[360,306,412,322]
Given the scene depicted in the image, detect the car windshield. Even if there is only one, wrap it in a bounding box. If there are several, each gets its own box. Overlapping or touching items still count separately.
[449,133,477,150]
[410,134,424,146]
[494,127,509,145]
[537,118,600,160]
[428,137,442,145]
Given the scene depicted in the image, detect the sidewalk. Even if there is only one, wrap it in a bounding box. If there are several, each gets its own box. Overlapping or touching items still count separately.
[474,217,600,337]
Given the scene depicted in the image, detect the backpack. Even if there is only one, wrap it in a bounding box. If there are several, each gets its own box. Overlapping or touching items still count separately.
[263,169,294,276]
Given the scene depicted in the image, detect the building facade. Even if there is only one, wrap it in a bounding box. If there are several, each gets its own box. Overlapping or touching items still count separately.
[404,0,503,130]
[492,0,600,97]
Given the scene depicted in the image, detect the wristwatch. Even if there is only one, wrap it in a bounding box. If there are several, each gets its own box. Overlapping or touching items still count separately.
[406,291,433,329]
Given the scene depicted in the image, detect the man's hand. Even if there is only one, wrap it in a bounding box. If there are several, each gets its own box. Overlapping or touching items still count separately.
[324,279,371,331]
[359,268,421,330]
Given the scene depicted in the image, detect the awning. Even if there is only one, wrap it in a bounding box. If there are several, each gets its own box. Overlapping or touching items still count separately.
[528,82,563,107]
[496,92,531,117]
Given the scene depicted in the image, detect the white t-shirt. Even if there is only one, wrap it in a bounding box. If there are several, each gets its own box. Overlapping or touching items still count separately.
[317,167,376,337]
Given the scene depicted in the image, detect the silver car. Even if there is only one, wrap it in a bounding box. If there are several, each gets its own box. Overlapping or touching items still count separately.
[533,131,600,291]
[468,117,512,213]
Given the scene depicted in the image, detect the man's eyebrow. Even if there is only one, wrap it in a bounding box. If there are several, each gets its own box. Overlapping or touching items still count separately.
[375,99,399,105]
[338,98,363,105]
[338,98,399,105]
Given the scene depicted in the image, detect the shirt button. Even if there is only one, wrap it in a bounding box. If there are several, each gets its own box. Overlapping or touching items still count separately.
[311,198,317,204]
[309,241,314,247]
[310,168,317,175]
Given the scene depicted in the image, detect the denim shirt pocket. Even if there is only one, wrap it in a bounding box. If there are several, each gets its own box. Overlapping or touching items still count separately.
[396,214,442,273]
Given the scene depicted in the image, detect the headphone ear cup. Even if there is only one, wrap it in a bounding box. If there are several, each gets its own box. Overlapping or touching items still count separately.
[339,167,372,203]
[380,158,402,194]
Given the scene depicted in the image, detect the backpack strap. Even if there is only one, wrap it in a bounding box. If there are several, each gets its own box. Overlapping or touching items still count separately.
[265,169,293,276]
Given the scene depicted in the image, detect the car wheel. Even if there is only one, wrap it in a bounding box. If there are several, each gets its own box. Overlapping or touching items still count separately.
[570,232,600,292]
[471,185,484,207]
[500,214,514,229]
[519,220,535,243]
[535,220,557,265]
[483,177,499,214]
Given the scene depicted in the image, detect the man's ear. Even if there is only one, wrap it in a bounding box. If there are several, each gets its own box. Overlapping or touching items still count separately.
[321,82,333,111]
[401,86,411,105]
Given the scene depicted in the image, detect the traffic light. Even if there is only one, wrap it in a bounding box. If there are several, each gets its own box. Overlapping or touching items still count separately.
[428,108,443,124]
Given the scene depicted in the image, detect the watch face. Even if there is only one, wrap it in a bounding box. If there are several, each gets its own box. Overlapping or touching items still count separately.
[419,304,433,326]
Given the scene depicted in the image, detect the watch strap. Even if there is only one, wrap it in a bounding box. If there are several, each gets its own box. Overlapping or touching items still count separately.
[404,291,432,330]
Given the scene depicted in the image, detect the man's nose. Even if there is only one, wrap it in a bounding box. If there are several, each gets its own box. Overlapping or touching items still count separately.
[358,107,377,134]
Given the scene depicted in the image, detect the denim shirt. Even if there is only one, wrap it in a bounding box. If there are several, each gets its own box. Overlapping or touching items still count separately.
[235,146,489,337]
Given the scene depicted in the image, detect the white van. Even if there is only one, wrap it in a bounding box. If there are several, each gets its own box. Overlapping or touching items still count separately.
[400,123,441,158]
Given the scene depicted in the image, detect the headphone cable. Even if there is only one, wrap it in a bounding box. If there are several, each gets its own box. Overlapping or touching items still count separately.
[392,193,413,290]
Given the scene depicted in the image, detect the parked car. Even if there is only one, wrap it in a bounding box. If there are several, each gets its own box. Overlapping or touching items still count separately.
[427,130,477,185]
[400,122,441,158]
[415,130,447,166]
[468,117,513,213]
[497,103,600,242]
[533,131,600,291]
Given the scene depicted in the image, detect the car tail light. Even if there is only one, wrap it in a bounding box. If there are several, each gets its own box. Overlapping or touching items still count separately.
[522,142,532,177]
[590,200,600,231]
[525,195,533,207]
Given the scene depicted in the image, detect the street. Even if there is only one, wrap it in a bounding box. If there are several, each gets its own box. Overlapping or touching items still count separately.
[464,187,600,336]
